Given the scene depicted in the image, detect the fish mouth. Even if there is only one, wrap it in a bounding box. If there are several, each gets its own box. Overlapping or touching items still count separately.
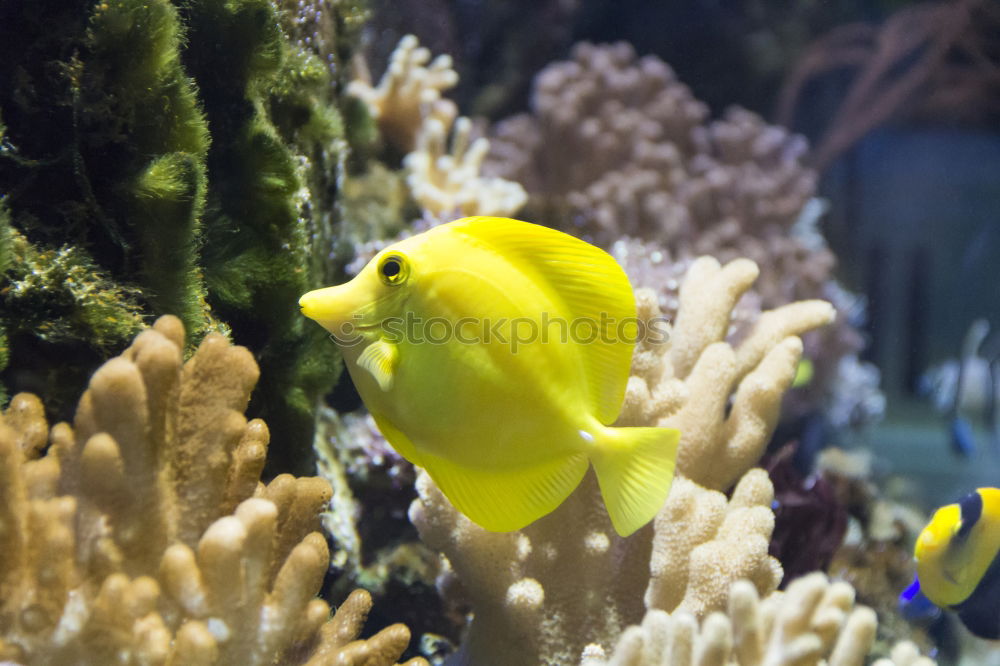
[299,304,381,330]
[348,318,384,331]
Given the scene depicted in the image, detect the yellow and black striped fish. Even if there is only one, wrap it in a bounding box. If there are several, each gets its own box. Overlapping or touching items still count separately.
[913,487,1000,639]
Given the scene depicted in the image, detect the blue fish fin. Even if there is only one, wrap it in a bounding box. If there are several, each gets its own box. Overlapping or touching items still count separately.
[899,577,940,622]
[419,450,589,532]
[357,339,398,391]
[591,425,680,537]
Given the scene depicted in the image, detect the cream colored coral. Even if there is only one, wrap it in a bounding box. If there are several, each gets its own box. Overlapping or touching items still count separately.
[645,471,782,616]
[403,101,527,220]
[0,316,423,666]
[622,256,835,490]
[413,468,783,666]
[872,642,937,666]
[587,574,935,666]
[347,34,458,152]
[348,34,526,221]
[412,470,651,666]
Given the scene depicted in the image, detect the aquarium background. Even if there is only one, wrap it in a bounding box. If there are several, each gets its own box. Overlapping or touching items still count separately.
[1,0,999,664]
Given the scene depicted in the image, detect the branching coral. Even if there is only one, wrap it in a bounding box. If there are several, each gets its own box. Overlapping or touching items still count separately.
[354,38,838,264]
[412,466,783,666]
[585,574,935,666]
[360,0,582,119]
[622,257,835,490]
[0,316,422,665]
[484,42,817,264]
[777,0,1000,171]
[645,471,783,618]
[348,34,460,154]
[403,101,527,220]
[407,257,833,665]
[348,35,526,223]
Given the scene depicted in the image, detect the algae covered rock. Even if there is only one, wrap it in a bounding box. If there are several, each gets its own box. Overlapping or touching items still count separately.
[0,0,358,470]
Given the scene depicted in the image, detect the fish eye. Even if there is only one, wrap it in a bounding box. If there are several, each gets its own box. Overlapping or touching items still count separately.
[378,254,408,286]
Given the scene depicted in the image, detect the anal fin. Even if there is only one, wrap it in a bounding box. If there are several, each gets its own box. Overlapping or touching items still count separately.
[421,450,589,532]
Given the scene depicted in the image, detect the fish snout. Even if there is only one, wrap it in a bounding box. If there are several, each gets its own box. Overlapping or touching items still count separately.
[299,285,362,332]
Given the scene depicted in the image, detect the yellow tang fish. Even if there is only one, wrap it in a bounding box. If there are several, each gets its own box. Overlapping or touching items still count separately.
[299,216,679,536]
[914,487,1000,639]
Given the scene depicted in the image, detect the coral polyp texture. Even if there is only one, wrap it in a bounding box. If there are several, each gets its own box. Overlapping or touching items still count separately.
[623,257,835,490]
[484,41,815,273]
[0,316,422,666]
[407,257,833,666]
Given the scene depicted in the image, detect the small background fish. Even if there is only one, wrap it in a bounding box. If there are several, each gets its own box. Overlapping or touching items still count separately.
[907,487,1000,640]
[920,319,1000,457]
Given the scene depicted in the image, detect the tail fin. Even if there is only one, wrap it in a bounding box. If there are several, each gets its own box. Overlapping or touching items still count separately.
[591,426,680,537]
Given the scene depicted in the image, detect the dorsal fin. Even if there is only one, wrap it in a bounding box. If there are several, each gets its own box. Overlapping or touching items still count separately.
[449,217,636,424]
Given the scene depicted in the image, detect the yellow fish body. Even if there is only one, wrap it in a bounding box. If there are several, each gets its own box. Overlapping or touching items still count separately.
[300,216,679,537]
[914,487,1000,639]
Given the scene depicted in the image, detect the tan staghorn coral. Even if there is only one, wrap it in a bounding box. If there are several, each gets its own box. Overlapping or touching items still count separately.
[0,316,424,665]
[622,256,835,490]
[408,257,832,665]
[585,573,936,666]
[347,34,459,153]
[645,471,783,618]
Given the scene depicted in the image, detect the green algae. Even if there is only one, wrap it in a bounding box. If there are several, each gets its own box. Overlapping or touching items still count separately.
[0,0,213,418]
[174,0,347,472]
[0,0,363,469]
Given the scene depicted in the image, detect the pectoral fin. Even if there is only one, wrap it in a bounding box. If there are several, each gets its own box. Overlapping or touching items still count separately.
[357,339,398,391]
